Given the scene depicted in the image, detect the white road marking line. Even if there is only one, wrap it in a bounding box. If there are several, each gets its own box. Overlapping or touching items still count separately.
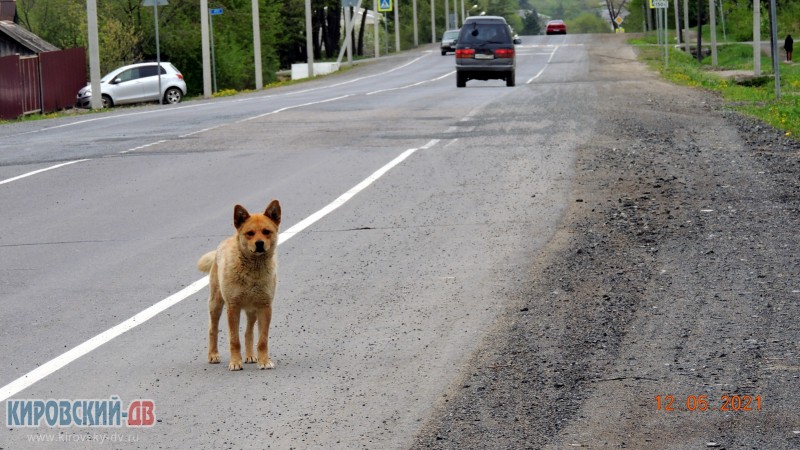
[0,278,209,403]
[236,95,351,123]
[0,160,91,186]
[527,45,560,84]
[1,104,217,139]
[1,96,352,184]
[0,139,439,401]
[1,52,439,184]
[366,72,454,95]
[119,140,167,154]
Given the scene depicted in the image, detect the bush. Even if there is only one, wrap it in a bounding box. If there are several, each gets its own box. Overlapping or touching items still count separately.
[570,12,612,34]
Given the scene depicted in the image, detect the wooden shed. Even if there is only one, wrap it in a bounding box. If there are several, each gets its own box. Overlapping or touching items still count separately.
[0,0,86,119]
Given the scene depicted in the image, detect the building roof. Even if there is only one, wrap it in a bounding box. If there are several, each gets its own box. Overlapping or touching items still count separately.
[0,20,59,54]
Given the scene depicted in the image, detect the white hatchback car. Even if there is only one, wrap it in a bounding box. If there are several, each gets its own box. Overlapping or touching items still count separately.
[76,62,187,108]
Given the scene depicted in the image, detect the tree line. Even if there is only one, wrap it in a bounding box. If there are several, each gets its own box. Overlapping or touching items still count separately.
[25,0,741,96]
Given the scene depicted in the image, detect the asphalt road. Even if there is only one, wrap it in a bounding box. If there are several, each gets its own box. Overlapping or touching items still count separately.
[1,35,592,448]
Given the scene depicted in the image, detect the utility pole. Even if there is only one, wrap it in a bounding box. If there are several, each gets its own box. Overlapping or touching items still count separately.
[768,0,780,98]
[709,0,717,65]
[200,0,211,97]
[376,0,382,56]
[683,0,689,52]
[411,0,419,48]
[674,0,681,50]
[413,0,418,47]
[251,0,262,90]
[86,0,102,109]
[394,1,400,52]
[696,0,703,62]
[753,0,761,76]
[305,0,314,77]
[430,0,435,44]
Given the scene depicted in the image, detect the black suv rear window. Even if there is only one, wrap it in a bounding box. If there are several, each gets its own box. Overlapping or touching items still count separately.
[458,23,511,45]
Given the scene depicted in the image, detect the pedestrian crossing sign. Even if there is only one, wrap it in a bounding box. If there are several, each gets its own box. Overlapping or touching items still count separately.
[378,0,392,12]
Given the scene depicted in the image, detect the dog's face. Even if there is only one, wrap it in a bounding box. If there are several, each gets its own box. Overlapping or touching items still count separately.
[233,200,281,255]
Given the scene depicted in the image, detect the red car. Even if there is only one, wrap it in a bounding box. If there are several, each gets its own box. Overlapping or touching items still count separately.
[546,20,567,35]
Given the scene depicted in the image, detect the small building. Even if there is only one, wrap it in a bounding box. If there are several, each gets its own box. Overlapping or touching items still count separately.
[0,0,86,119]
[0,0,59,56]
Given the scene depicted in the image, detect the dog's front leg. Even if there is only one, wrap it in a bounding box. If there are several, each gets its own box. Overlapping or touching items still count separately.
[257,305,275,369]
[244,310,257,363]
[226,303,243,371]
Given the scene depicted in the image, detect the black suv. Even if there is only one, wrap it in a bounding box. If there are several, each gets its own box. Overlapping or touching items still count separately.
[454,16,520,88]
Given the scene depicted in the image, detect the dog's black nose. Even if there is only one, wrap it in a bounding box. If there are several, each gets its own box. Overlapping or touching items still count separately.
[255,240,266,253]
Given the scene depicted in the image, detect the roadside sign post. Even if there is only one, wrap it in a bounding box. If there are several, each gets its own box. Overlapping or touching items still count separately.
[143,0,168,104]
[651,0,669,70]
[209,7,223,93]
[378,0,392,54]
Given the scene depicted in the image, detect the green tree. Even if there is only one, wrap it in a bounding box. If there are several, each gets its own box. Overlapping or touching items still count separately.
[521,9,542,34]
[571,11,611,33]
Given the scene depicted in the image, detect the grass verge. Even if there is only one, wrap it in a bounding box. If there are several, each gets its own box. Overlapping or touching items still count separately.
[632,34,799,138]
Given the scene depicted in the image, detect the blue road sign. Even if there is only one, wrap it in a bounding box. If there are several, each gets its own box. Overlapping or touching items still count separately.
[210,7,223,15]
[378,0,392,12]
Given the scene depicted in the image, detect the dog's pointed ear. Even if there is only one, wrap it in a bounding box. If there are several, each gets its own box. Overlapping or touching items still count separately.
[233,205,250,229]
[265,200,281,226]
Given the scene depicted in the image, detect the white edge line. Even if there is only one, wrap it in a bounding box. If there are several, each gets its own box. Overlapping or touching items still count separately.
[0,140,438,401]
[0,159,91,186]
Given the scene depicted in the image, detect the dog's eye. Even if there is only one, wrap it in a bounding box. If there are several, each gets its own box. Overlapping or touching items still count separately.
[263,229,272,236]
[246,231,255,237]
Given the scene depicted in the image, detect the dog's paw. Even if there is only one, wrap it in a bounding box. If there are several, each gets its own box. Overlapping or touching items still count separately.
[244,355,257,364]
[208,353,220,364]
[228,361,243,371]
[258,359,275,370]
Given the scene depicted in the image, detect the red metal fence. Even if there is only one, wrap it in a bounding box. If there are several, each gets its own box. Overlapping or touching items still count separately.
[18,55,39,114]
[0,47,86,120]
[0,54,23,119]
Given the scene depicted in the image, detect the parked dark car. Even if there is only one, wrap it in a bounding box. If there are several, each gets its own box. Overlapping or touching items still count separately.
[454,16,520,88]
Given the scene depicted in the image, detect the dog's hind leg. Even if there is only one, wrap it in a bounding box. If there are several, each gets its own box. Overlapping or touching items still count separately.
[244,310,257,363]
[207,284,223,364]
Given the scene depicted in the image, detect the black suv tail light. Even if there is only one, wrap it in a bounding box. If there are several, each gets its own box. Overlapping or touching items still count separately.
[494,48,514,59]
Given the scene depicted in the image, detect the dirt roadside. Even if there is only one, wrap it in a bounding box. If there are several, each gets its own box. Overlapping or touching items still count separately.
[412,35,800,449]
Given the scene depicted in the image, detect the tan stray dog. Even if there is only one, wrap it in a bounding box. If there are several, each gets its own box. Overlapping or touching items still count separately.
[197,200,281,371]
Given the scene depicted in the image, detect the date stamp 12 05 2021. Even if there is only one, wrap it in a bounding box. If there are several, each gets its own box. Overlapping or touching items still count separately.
[655,394,762,412]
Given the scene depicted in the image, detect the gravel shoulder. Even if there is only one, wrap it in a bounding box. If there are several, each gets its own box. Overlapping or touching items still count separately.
[412,34,800,449]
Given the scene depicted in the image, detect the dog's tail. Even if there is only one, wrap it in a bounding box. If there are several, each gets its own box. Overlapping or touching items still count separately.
[197,251,216,273]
